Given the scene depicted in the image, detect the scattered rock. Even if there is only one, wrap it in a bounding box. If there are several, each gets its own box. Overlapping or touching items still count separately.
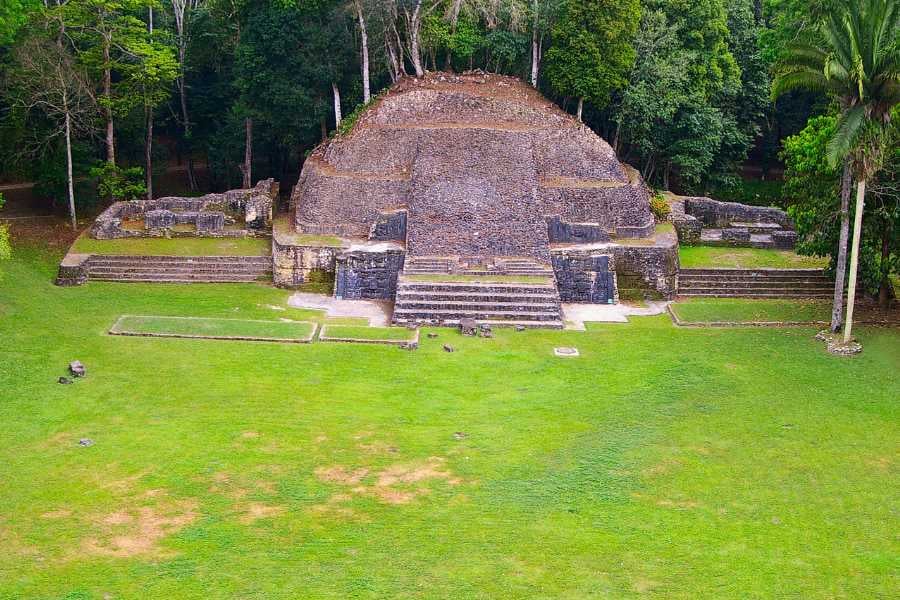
[443,344,455,353]
[69,361,86,377]
[515,325,526,332]
[427,333,438,339]
[78,438,94,447]
[453,432,466,440]
[399,341,419,351]
[58,377,73,385]
[815,330,863,355]
[406,323,418,330]
[479,323,493,338]
[459,318,478,336]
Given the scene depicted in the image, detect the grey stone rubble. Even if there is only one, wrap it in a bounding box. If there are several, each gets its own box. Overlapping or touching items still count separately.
[69,361,86,377]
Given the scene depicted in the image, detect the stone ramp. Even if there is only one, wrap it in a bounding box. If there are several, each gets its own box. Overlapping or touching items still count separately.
[85,255,272,283]
[679,268,833,298]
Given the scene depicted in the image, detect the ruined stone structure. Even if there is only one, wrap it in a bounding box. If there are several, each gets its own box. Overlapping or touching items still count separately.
[281,72,677,326]
[61,72,825,317]
[671,195,797,250]
[91,179,277,240]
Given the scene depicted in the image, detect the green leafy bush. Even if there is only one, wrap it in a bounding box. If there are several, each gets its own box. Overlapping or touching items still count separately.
[90,162,147,202]
[650,193,671,221]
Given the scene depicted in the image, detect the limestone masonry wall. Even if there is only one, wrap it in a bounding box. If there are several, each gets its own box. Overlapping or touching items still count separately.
[334,250,406,300]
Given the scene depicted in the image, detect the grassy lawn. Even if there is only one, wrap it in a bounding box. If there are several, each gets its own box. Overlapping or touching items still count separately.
[671,298,832,324]
[110,315,316,342]
[1,246,898,598]
[70,232,272,256]
[321,324,415,341]
[404,274,551,284]
[680,246,829,269]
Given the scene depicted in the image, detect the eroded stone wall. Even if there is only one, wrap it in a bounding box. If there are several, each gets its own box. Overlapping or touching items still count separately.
[334,250,406,300]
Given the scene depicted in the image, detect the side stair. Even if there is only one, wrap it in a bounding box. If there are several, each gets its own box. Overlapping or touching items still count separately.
[86,255,272,283]
[678,268,833,298]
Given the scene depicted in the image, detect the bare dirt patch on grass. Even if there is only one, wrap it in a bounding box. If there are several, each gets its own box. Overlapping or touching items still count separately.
[315,457,462,507]
[83,497,198,558]
[237,502,285,524]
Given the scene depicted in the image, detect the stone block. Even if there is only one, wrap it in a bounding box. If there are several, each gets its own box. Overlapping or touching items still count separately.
[145,209,176,229]
[197,211,226,233]
[722,227,751,243]
[772,230,798,250]
[673,215,702,245]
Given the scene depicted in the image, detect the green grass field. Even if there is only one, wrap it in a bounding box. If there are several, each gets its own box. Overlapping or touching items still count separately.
[1,247,898,598]
[110,315,316,342]
[679,246,829,269]
[671,298,833,324]
[71,233,272,256]
[321,324,415,341]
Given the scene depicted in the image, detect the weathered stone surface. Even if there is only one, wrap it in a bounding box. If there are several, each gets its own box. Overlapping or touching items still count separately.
[291,72,655,259]
[334,249,405,300]
[78,438,94,447]
[145,209,177,230]
[722,227,751,243]
[55,254,90,286]
[196,211,226,233]
[552,253,617,303]
[683,196,792,229]
[58,377,73,385]
[443,344,455,352]
[369,209,407,241]
[672,214,702,245]
[773,230,798,249]
[272,235,340,289]
[459,318,478,336]
[69,360,86,377]
[546,216,610,244]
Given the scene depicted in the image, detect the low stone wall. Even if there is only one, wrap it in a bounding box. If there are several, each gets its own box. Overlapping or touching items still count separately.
[683,196,791,228]
[272,237,340,288]
[551,252,617,303]
[335,250,406,300]
[55,254,90,286]
[609,244,679,299]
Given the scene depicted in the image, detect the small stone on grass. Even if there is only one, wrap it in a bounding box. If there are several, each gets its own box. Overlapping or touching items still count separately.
[443,344,455,353]
[69,361,86,377]
[78,438,94,447]
[554,347,579,358]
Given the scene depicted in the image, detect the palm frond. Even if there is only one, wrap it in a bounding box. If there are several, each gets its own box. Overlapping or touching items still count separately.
[826,105,866,167]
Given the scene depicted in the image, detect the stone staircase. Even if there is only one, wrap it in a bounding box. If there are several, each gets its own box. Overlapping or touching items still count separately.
[679,268,833,298]
[86,255,273,283]
[393,256,563,328]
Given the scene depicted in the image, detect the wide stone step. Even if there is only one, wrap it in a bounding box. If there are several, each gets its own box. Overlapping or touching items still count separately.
[393,307,562,321]
[680,268,826,277]
[398,281,556,294]
[395,300,561,311]
[678,290,833,298]
[680,282,833,291]
[89,265,271,275]
[394,317,564,330]
[88,273,271,283]
[396,290,559,302]
[87,254,271,264]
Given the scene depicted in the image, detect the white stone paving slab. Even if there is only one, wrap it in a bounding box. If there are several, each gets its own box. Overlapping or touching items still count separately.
[287,292,393,327]
[562,301,669,330]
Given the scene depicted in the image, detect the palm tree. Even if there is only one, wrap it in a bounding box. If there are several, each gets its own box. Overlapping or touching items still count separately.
[773,0,899,342]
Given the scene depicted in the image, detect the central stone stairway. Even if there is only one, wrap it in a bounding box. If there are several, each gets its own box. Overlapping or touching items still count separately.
[86,255,272,283]
[679,268,833,298]
[392,256,564,328]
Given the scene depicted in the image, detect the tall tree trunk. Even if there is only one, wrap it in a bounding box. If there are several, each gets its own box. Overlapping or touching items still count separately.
[103,39,115,165]
[242,117,252,189]
[530,0,540,86]
[64,108,76,230]
[843,179,866,343]
[386,37,400,82]
[830,161,852,332]
[332,83,342,127]
[355,0,370,103]
[145,106,153,199]
[878,223,892,308]
[576,97,583,121]
[174,0,197,190]
[409,1,424,77]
